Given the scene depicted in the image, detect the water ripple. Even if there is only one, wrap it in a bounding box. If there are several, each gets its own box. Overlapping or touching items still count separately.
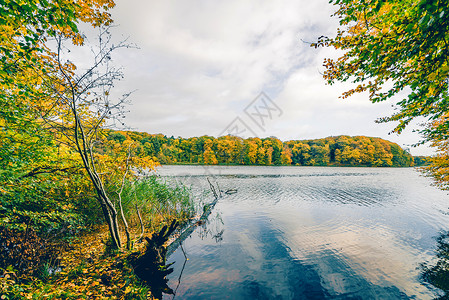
[163,166,449,299]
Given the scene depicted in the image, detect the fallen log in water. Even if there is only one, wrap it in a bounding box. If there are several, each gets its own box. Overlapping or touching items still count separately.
[129,219,179,299]
[167,177,224,256]
[130,198,220,299]
[130,178,226,298]
[166,195,219,257]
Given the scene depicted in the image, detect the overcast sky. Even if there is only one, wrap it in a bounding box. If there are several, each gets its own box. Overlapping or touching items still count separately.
[100,0,432,155]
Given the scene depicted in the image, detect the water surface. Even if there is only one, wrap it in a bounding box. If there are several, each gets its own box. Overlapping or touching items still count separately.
[156,165,449,299]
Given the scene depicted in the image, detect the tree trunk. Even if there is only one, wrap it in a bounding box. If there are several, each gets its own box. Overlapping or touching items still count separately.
[130,220,178,299]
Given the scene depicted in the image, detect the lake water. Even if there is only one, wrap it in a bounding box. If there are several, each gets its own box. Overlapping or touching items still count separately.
[156,165,449,299]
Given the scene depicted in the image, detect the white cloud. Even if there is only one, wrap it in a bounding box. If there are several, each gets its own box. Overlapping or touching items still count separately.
[101,0,432,155]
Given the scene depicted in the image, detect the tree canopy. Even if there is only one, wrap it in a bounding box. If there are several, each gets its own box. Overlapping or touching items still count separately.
[0,0,157,249]
[0,0,116,234]
[314,0,449,189]
[105,131,415,167]
[314,0,449,138]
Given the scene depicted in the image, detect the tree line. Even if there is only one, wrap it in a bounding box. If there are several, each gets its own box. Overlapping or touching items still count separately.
[106,131,416,167]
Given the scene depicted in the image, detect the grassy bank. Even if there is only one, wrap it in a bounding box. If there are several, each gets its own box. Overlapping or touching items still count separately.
[0,176,197,299]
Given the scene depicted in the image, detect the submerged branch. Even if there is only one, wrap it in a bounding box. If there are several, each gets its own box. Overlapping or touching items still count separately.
[167,189,221,257]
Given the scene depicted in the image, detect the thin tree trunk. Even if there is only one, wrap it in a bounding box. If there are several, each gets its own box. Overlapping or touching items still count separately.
[117,144,132,250]
[55,34,124,249]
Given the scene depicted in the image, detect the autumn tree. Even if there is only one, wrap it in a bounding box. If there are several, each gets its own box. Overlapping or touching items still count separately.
[281,146,293,165]
[269,138,284,165]
[424,116,449,189]
[203,139,218,165]
[0,1,118,235]
[311,144,330,166]
[315,0,449,180]
[291,142,311,165]
[0,0,159,250]
[315,0,449,134]
[38,26,143,248]
[243,139,259,165]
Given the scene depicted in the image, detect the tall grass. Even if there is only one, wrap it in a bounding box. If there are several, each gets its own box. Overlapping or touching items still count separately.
[113,175,196,235]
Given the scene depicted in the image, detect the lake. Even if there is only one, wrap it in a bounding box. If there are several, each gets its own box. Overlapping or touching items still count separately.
[155,165,449,299]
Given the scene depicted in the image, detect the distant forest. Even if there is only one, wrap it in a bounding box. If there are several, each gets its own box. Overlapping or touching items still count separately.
[105,131,421,167]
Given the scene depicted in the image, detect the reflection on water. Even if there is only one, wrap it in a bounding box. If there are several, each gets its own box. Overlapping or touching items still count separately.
[196,212,224,241]
[157,166,449,299]
[421,231,449,299]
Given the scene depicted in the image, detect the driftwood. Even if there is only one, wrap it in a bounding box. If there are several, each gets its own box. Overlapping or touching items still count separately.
[130,219,179,299]
[167,177,223,256]
[166,195,219,257]
[131,179,227,298]
[224,188,237,195]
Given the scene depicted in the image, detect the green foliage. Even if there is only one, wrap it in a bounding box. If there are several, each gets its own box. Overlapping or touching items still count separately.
[0,0,118,241]
[0,172,194,299]
[316,0,449,138]
[316,0,449,194]
[109,130,415,167]
[0,129,101,235]
[0,0,195,298]
[108,132,126,143]
[0,172,95,235]
[414,156,430,167]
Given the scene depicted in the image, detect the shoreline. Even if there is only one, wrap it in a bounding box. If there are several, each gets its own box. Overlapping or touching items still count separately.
[158,163,425,168]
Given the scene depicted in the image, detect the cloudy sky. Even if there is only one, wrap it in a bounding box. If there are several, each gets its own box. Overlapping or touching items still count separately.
[100,0,431,155]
